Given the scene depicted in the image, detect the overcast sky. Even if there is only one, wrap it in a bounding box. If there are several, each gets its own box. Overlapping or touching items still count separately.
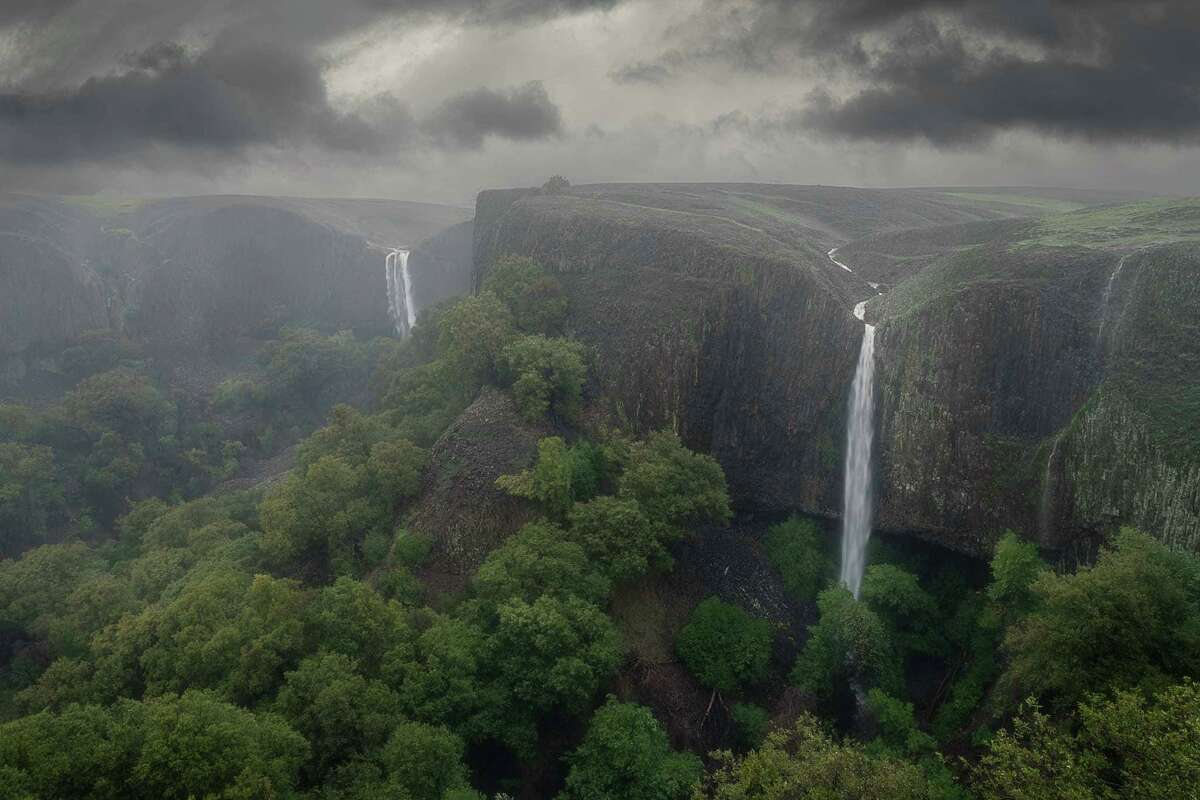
[2,0,1199,203]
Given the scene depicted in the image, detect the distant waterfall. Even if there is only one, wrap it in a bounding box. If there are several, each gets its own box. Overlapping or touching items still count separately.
[1097,251,1136,344]
[840,299,877,598]
[385,249,415,336]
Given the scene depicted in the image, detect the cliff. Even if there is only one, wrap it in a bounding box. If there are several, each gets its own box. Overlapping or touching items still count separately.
[0,194,473,397]
[473,188,873,516]
[474,187,1200,556]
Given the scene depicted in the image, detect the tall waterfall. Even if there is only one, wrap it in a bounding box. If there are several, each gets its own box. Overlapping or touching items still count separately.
[1097,251,1133,343]
[839,299,878,599]
[385,249,415,336]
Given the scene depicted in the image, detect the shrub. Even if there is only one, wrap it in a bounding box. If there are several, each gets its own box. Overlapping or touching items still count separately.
[677,597,772,694]
[764,516,828,603]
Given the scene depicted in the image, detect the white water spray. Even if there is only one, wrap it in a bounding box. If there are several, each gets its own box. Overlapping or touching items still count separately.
[385,249,416,336]
[840,298,877,598]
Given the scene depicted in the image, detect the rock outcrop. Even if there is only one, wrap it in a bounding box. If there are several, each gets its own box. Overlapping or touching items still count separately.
[406,387,554,575]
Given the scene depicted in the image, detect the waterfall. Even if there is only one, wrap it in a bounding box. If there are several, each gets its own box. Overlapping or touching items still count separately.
[384,248,414,336]
[1097,251,1133,344]
[1039,435,1063,543]
[840,298,877,598]
[398,249,417,332]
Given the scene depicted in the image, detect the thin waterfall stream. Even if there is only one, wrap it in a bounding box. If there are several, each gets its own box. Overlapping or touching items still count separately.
[831,249,880,599]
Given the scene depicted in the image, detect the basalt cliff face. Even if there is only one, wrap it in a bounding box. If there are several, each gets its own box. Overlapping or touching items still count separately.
[473,186,1199,556]
[0,194,472,398]
[473,188,872,517]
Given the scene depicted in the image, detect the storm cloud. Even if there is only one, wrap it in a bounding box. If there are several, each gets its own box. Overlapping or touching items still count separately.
[665,0,1200,145]
[423,82,563,150]
[4,0,1200,196]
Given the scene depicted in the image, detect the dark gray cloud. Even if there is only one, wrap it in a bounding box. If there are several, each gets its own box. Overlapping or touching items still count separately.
[610,60,673,85]
[0,0,592,166]
[0,38,395,162]
[422,82,563,150]
[681,0,1200,145]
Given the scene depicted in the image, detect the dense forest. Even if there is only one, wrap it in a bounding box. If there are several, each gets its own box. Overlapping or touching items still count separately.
[2,255,1198,800]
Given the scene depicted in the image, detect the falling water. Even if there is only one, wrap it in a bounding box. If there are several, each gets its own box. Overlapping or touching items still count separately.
[1096,252,1131,344]
[398,249,417,332]
[839,299,877,599]
[1039,435,1063,543]
[384,249,414,336]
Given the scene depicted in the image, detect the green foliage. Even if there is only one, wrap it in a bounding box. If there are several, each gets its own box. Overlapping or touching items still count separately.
[566,496,667,581]
[865,690,938,763]
[975,680,1200,800]
[0,444,63,555]
[471,521,610,608]
[495,437,576,518]
[618,431,731,535]
[560,698,702,800]
[486,595,621,748]
[63,368,173,440]
[305,577,414,675]
[860,563,941,657]
[698,714,936,799]
[260,327,368,401]
[791,587,901,699]
[379,721,475,799]
[1000,529,1200,710]
[438,292,515,387]
[482,255,568,335]
[729,702,769,751]
[986,531,1046,621]
[763,516,828,604]
[261,406,426,576]
[0,690,306,799]
[274,652,402,780]
[676,597,772,694]
[499,335,587,422]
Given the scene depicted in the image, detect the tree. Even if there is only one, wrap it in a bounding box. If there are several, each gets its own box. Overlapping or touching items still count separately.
[999,529,1200,711]
[677,598,772,694]
[379,721,475,799]
[485,595,622,754]
[763,516,828,603]
[566,496,666,582]
[0,691,307,800]
[560,698,701,800]
[986,531,1046,621]
[495,437,577,518]
[438,292,515,387]
[791,587,901,699]
[860,563,941,657]
[274,652,403,781]
[542,175,571,194]
[498,335,587,423]
[697,714,935,800]
[618,431,731,535]
[0,444,63,556]
[483,256,569,335]
[305,577,415,676]
[471,520,610,608]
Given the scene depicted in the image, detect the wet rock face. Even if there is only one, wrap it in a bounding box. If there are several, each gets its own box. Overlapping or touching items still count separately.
[474,191,865,517]
[0,232,108,356]
[130,205,394,350]
[407,387,554,575]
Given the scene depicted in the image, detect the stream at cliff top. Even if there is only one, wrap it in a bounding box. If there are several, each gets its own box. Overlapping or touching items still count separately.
[385,248,416,336]
[837,258,879,599]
